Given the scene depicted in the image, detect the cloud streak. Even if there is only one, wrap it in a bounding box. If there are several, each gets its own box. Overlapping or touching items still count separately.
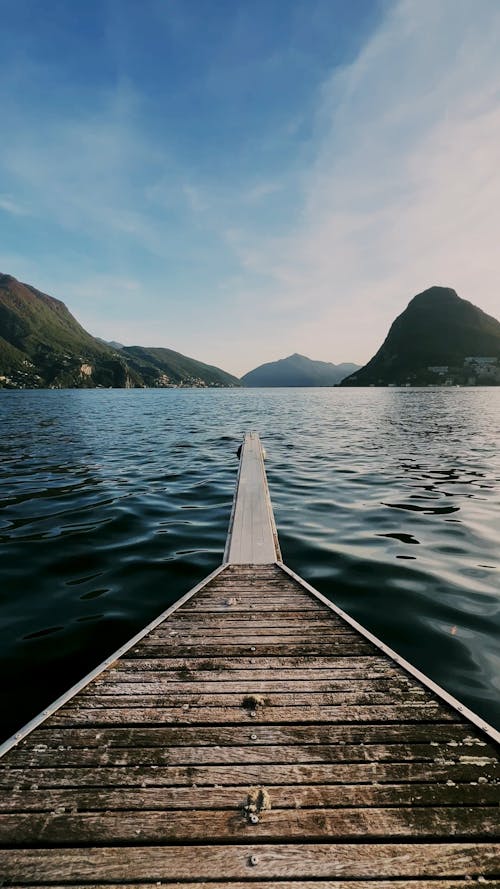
[0,195,31,217]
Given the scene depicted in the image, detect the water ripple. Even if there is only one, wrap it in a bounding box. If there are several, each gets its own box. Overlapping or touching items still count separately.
[0,386,499,740]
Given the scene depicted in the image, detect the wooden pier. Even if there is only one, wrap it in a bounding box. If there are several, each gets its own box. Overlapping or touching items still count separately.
[1,432,499,886]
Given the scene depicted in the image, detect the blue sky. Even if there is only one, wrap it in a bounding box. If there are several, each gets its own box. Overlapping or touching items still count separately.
[1,0,500,375]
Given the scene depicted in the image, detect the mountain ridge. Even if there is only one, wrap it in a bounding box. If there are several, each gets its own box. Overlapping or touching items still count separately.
[0,274,240,388]
[242,353,359,387]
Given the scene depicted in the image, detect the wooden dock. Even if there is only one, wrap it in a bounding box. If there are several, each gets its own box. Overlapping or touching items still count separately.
[1,432,499,886]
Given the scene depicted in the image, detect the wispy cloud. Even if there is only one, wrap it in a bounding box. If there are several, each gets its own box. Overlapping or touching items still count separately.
[0,195,31,217]
[244,181,283,204]
[0,74,181,258]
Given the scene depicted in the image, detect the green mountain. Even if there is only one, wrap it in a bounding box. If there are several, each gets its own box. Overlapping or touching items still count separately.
[119,345,240,388]
[0,274,136,388]
[0,274,240,388]
[242,353,359,387]
[341,286,500,387]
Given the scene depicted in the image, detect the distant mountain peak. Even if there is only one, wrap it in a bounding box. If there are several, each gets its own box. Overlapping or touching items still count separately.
[242,353,359,387]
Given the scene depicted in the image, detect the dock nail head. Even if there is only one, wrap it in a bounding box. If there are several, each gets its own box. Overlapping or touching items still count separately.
[250,646,256,651]
[249,813,259,824]
[249,855,258,867]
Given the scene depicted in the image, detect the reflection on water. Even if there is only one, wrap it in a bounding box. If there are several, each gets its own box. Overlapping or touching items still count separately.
[0,386,499,739]
[377,532,420,544]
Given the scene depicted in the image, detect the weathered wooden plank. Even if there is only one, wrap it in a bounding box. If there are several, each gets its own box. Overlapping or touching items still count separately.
[180,605,327,613]
[153,623,359,635]
[103,670,406,684]
[194,579,289,586]
[201,585,301,592]
[183,580,314,588]
[5,883,491,889]
[73,690,432,709]
[158,627,356,641]
[189,598,316,608]
[9,739,490,769]
[2,760,495,789]
[206,573,287,579]
[168,608,332,612]
[113,655,398,673]
[85,680,424,696]
[45,703,455,726]
[200,588,301,595]
[128,643,378,657]
[135,634,374,646]
[202,563,300,589]
[196,571,307,582]
[183,605,324,613]
[100,660,404,691]
[1,843,499,880]
[3,805,499,845]
[165,615,354,625]
[25,721,487,748]
[190,583,308,589]
[189,597,305,608]
[189,598,319,609]
[191,595,323,607]
[202,573,289,579]
[215,585,296,589]
[199,582,298,589]
[3,781,498,813]
[166,607,347,619]
[146,636,370,649]
[150,634,364,646]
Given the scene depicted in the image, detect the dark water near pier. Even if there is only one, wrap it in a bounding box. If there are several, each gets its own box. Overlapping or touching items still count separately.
[0,387,499,740]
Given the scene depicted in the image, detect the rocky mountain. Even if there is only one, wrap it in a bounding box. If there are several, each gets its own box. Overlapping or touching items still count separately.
[242,354,359,387]
[0,274,240,388]
[341,286,500,387]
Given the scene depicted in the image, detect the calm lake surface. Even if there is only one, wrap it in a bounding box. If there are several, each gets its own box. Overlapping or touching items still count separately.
[1,387,499,740]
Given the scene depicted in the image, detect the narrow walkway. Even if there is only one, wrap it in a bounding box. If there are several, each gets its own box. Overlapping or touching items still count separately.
[224,430,280,564]
[0,435,499,885]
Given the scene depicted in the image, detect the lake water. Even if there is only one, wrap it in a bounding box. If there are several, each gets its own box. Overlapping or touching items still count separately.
[1,387,499,741]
